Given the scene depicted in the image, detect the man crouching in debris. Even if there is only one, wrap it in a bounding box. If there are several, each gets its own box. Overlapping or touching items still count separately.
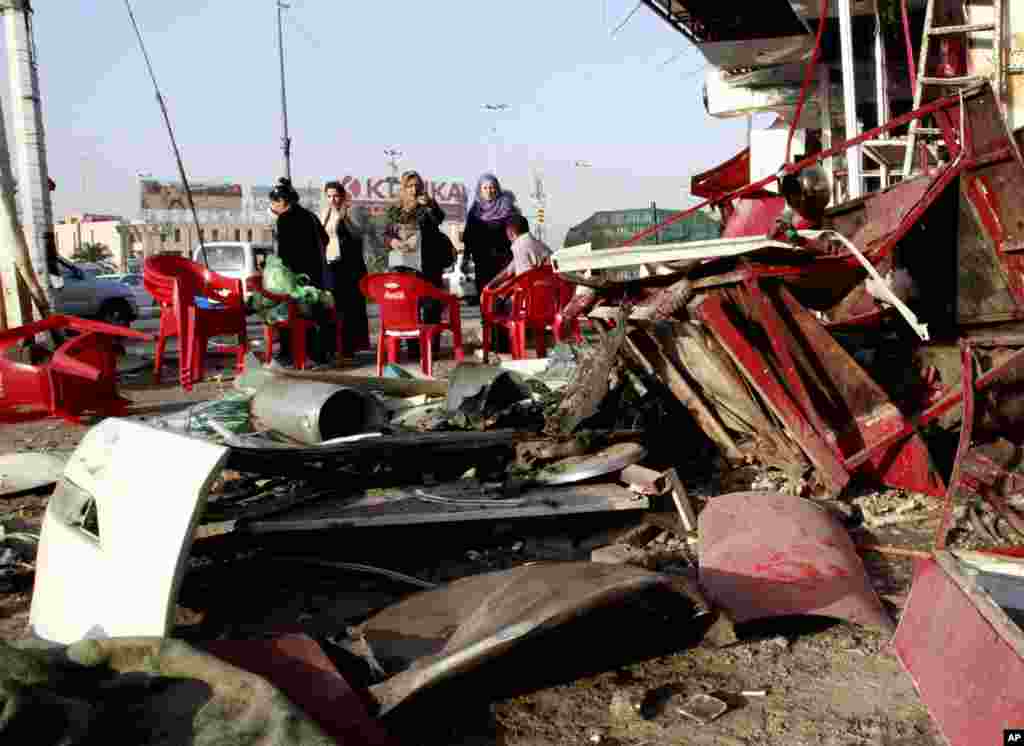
[485,214,552,293]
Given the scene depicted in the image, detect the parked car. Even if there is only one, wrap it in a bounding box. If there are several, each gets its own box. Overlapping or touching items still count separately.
[192,241,273,300]
[443,263,477,303]
[97,273,159,319]
[75,261,117,279]
[52,258,138,325]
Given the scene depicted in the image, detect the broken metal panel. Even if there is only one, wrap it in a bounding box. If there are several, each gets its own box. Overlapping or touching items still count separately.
[243,483,650,533]
[826,176,934,252]
[699,491,894,630]
[690,147,751,200]
[894,552,1024,746]
[720,195,787,238]
[30,418,229,644]
[955,85,1024,320]
[363,561,713,714]
[957,182,1024,324]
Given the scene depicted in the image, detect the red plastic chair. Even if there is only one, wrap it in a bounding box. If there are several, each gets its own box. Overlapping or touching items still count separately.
[0,315,152,424]
[250,276,343,370]
[480,264,579,360]
[359,272,464,377]
[144,255,248,390]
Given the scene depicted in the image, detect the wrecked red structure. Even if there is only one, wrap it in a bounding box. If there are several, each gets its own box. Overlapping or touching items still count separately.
[552,2,1024,742]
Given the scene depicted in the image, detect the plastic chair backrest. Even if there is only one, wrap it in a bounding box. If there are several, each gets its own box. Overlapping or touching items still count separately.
[144,255,242,308]
[523,270,565,322]
[360,272,448,332]
[489,264,571,325]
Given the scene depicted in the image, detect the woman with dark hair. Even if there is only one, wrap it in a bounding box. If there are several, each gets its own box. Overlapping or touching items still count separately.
[268,177,329,366]
[321,180,369,356]
[462,172,518,304]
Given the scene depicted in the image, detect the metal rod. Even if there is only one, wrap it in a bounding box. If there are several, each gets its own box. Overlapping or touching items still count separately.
[839,0,863,198]
[277,0,291,181]
[875,5,891,140]
[124,0,207,265]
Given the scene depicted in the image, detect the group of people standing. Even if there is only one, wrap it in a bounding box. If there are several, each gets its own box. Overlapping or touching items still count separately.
[266,168,551,367]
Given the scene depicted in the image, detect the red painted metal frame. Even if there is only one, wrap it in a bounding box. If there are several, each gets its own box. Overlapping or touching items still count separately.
[744,279,843,459]
[699,292,851,496]
[621,90,968,248]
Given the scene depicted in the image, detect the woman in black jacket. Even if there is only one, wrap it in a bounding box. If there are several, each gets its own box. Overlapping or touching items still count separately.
[268,178,329,365]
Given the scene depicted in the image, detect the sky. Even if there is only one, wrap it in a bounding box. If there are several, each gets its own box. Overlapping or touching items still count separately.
[10,0,750,248]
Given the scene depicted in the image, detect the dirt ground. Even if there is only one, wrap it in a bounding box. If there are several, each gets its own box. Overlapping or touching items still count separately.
[0,351,947,746]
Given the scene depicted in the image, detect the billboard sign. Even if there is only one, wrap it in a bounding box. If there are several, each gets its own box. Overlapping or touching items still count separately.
[338,176,467,222]
[139,179,243,211]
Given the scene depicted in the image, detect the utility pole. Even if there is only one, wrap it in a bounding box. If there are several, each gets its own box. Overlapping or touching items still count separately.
[1,0,56,327]
[277,0,292,180]
[384,148,402,198]
[384,149,403,179]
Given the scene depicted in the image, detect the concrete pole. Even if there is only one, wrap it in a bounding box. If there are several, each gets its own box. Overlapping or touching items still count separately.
[3,0,56,317]
[838,0,863,198]
[0,91,32,329]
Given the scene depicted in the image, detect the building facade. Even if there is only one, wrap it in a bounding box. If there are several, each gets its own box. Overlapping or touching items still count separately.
[564,206,721,250]
[54,214,131,268]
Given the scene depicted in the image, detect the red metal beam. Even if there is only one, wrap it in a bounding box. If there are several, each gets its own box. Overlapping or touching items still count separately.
[745,279,843,458]
[619,92,968,248]
[699,292,850,496]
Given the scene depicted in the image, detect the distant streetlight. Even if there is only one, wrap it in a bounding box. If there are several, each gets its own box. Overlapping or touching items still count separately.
[384,148,403,178]
[481,104,510,174]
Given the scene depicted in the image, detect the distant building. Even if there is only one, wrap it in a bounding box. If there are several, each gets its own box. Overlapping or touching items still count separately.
[54,213,130,268]
[564,206,721,250]
[129,176,469,271]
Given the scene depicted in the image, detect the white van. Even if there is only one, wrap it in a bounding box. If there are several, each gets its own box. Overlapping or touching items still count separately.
[192,241,274,299]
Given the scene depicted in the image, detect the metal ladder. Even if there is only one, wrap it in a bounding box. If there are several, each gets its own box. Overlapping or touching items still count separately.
[901,0,1003,178]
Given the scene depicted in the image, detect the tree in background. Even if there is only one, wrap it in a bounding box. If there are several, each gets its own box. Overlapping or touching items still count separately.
[72,241,113,265]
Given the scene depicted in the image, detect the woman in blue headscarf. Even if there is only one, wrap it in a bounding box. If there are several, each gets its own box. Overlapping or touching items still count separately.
[461,173,518,305]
